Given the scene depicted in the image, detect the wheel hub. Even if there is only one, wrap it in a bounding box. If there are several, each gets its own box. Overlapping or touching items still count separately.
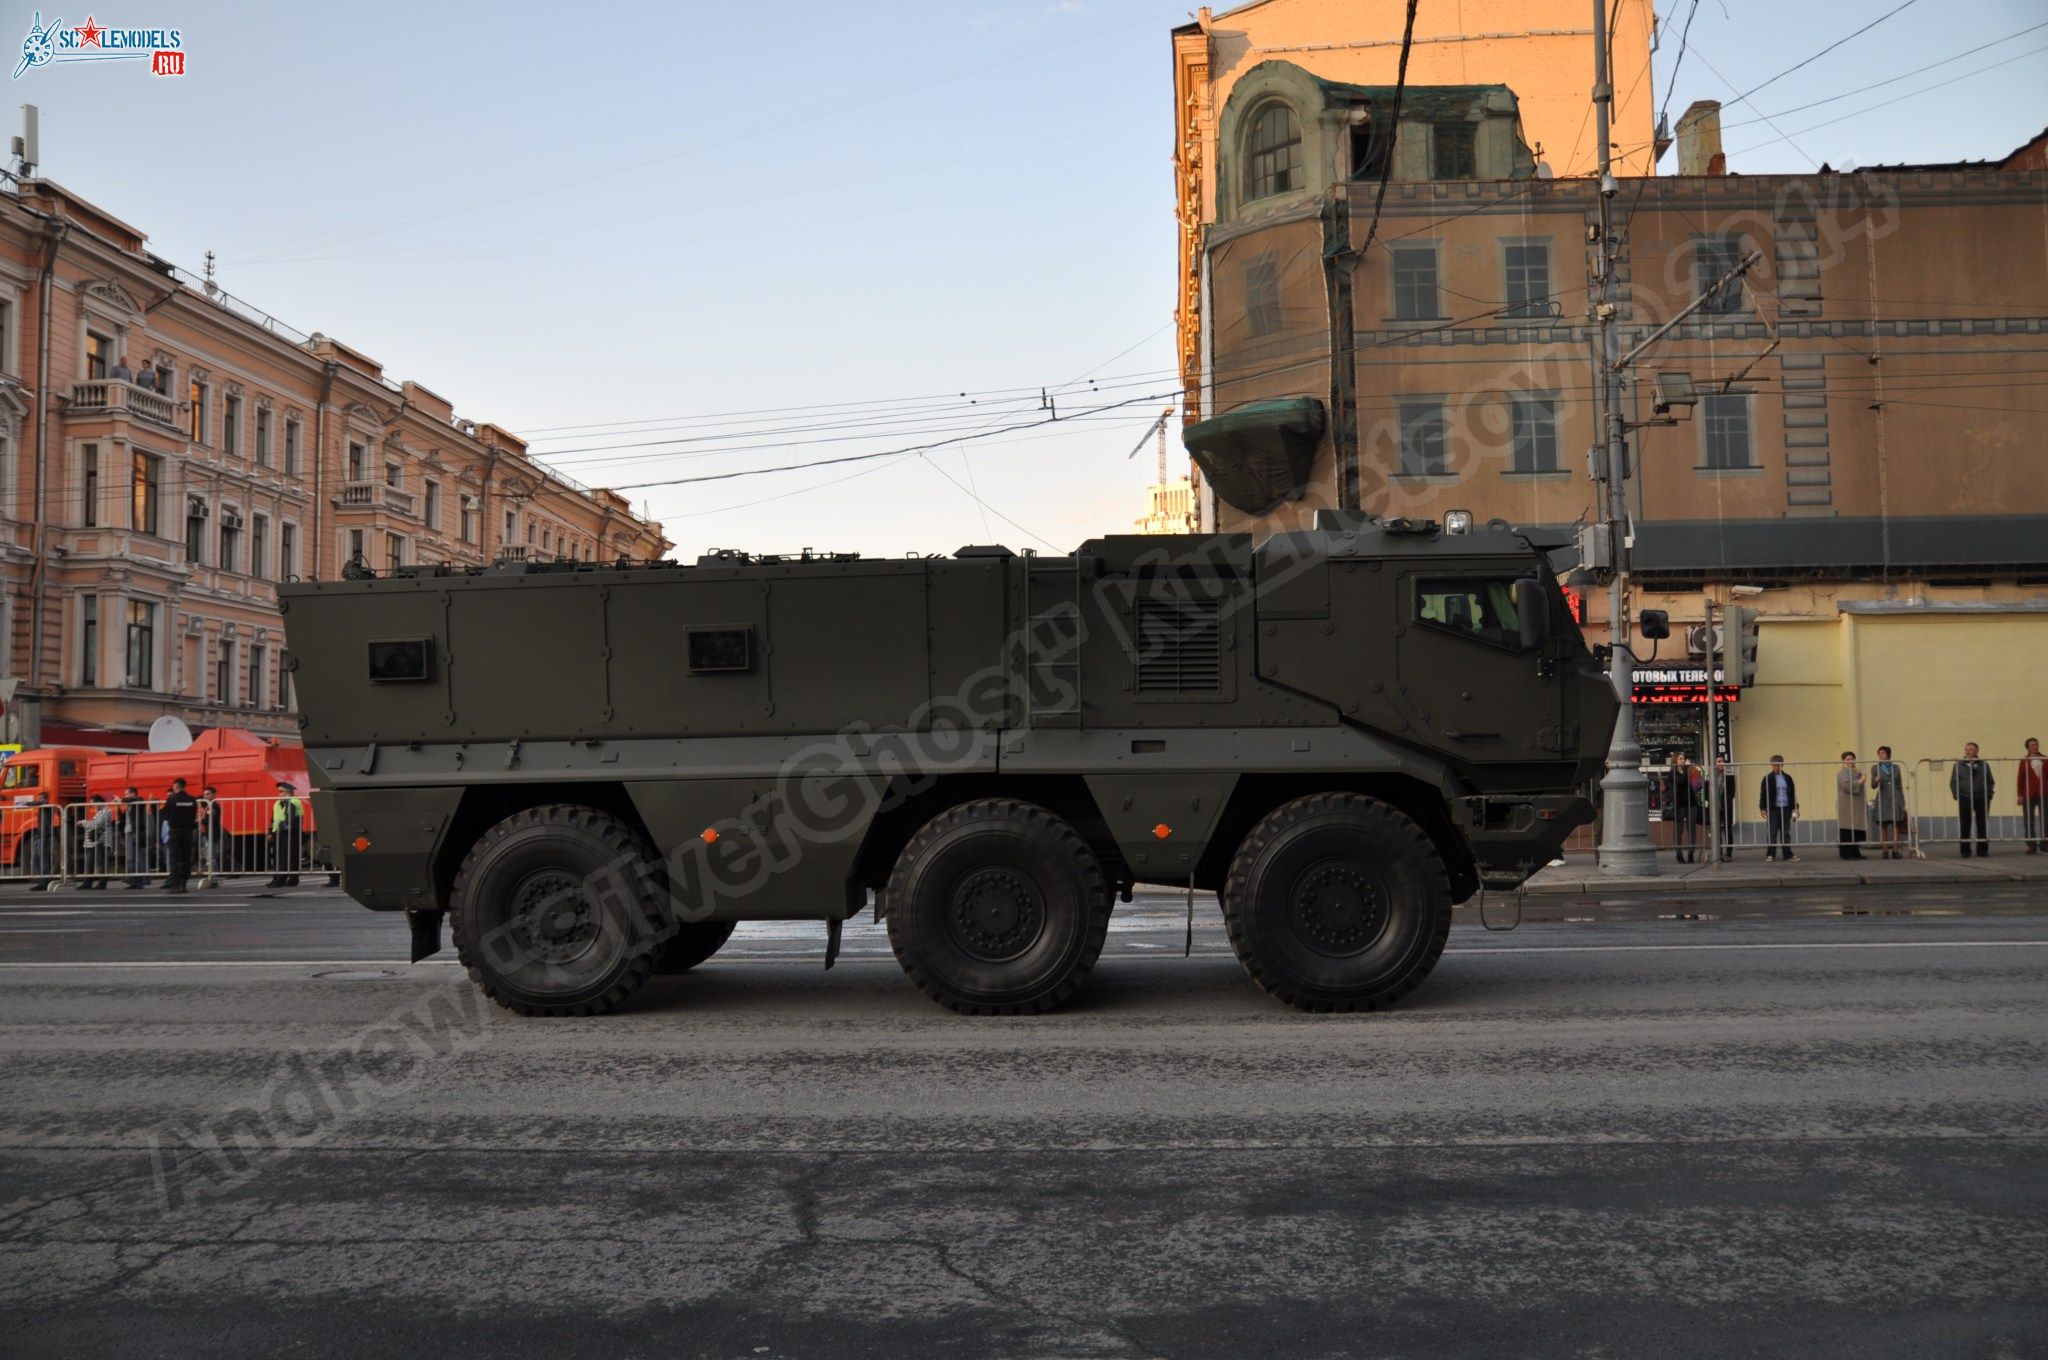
[1288,860,1388,957]
[948,866,1046,963]
[509,869,601,966]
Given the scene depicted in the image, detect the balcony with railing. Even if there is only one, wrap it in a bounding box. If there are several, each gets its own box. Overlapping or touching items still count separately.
[337,480,418,517]
[67,379,181,432]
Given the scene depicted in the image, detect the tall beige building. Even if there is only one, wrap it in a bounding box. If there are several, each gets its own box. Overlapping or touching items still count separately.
[0,176,668,746]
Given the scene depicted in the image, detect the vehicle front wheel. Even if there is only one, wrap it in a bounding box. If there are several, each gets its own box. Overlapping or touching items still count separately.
[450,805,665,1017]
[884,799,1110,1015]
[1221,793,1451,1013]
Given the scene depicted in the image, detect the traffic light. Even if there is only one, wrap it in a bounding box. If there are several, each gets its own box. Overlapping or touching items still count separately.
[1725,605,1760,687]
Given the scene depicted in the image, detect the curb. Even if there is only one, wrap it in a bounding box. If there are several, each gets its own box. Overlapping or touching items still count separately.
[1521,864,2046,896]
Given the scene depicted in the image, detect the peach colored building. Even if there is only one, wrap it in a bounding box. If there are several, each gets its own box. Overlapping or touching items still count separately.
[1171,0,1657,430]
[1178,66,2048,778]
[0,177,667,746]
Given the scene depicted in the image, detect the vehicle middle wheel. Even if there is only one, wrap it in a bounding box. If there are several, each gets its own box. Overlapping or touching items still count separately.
[1221,793,1452,1013]
[653,918,738,974]
[883,798,1110,1015]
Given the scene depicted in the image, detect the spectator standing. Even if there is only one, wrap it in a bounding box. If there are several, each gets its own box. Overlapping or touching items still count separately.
[1836,752,1868,860]
[198,786,227,887]
[1713,757,1737,861]
[118,787,150,888]
[1759,756,1799,862]
[24,793,59,890]
[109,354,133,383]
[1951,743,1994,858]
[76,795,113,889]
[2019,737,2046,855]
[1870,747,1908,859]
[1671,752,1704,863]
[132,362,158,392]
[159,780,200,893]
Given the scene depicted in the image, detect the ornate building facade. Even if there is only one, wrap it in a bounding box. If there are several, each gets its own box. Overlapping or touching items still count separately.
[0,177,668,745]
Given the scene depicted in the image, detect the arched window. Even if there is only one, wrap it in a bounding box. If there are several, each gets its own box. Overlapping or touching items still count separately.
[1245,102,1302,203]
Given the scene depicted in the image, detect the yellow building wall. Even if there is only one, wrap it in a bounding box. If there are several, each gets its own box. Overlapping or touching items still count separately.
[1735,612,2048,771]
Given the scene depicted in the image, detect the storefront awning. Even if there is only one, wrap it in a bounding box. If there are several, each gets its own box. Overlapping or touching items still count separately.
[1183,397,1326,516]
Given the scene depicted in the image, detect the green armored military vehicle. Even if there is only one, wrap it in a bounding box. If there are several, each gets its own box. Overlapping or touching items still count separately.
[279,513,1615,1017]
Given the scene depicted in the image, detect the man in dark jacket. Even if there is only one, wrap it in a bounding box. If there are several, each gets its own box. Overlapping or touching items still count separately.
[1951,742,1994,857]
[159,779,200,893]
[1758,756,1799,862]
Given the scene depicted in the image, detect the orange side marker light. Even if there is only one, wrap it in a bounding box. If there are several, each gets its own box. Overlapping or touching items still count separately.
[1152,823,1173,840]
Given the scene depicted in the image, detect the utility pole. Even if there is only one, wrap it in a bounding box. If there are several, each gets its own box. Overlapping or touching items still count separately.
[1591,0,1658,875]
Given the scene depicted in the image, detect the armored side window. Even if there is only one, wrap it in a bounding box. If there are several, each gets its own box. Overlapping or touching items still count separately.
[687,626,753,674]
[367,638,434,683]
[1416,578,1523,651]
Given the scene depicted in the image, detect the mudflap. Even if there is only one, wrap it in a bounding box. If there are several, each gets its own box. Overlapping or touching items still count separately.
[407,908,445,963]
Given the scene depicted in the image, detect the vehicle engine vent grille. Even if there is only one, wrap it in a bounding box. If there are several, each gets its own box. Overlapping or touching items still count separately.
[1136,596,1223,692]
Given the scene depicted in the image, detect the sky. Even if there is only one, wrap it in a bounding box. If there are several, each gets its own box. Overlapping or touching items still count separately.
[11,0,2046,559]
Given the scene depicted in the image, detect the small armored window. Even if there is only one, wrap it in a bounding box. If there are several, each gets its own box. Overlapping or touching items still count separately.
[687,627,753,674]
[367,639,433,683]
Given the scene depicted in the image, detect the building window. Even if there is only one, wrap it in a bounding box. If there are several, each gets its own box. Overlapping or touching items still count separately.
[254,407,273,466]
[215,638,233,706]
[132,453,161,536]
[1510,396,1559,473]
[0,299,12,375]
[542,527,553,554]
[459,495,479,545]
[250,514,270,579]
[422,479,440,532]
[346,528,365,572]
[504,510,516,545]
[248,644,266,710]
[347,441,367,482]
[284,418,301,476]
[1696,236,1747,314]
[1244,255,1281,337]
[222,507,247,574]
[86,329,112,380]
[387,533,406,573]
[384,461,402,489]
[188,378,209,444]
[1703,393,1752,469]
[1350,120,1392,179]
[185,497,208,564]
[280,523,297,581]
[1397,399,1448,476]
[81,443,100,526]
[79,595,98,686]
[525,520,536,546]
[1432,122,1477,180]
[1391,245,1440,321]
[1245,102,1302,203]
[1502,242,1551,318]
[222,394,241,457]
[125,601,156,689]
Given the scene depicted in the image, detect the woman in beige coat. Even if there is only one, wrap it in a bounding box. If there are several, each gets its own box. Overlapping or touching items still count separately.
[1837,751,1869,860]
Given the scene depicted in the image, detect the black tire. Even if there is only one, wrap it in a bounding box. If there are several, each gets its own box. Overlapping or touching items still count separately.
[450,805,664,1017]
[1221,793,1451,1013]
[653,919,738,974]
[883,798,1110,1015]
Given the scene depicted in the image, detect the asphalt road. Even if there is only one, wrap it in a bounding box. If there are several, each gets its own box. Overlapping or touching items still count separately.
[1,882,2044,1358]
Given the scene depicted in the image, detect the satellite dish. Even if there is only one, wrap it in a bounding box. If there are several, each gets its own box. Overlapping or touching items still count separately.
[148,716,194,752]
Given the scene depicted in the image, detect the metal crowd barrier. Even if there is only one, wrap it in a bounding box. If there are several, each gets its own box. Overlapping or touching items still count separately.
[1,796,335,889]
[1905,756,2048,856]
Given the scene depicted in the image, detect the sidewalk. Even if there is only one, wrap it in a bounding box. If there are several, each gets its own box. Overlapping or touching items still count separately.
[1525,849,2048,895]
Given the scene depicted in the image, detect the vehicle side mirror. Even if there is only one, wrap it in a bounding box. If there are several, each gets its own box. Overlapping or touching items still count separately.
[1515,577,1551,651]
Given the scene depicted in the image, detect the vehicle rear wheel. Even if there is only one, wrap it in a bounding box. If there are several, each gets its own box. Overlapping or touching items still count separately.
[450,804,664,1017]
[1221,793,1451,1013]
[653,919,738,974]
[884,798,1110,1015]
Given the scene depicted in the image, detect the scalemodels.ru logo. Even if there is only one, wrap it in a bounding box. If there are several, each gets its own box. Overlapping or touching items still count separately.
[15,12,185,79]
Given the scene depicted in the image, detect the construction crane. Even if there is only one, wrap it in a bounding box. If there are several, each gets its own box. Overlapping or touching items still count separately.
[1125,406,1178,483]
